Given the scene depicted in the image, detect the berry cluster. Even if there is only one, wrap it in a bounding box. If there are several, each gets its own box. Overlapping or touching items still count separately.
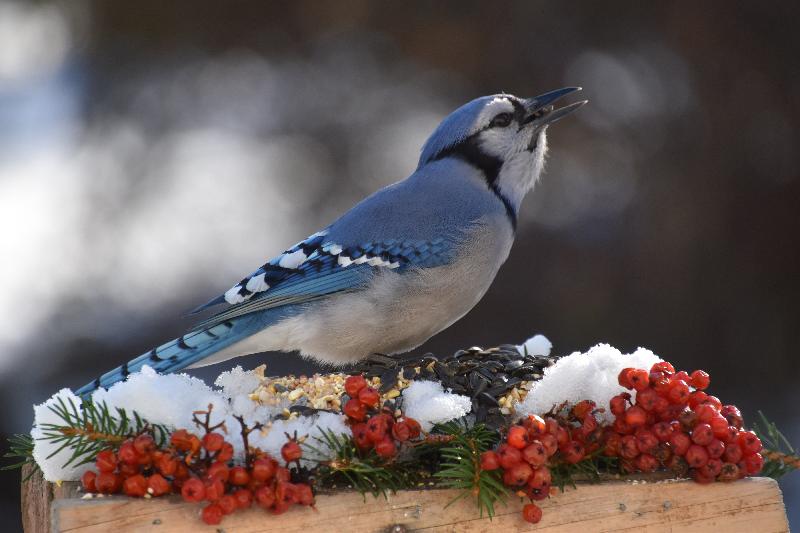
[478,362,763,525]
[80,421,313,525]
[342,374,422,458]
[609,363,762,484]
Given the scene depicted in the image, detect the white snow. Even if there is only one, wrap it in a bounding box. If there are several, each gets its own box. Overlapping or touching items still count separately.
[518,334,552,357]
[31,388,91,482]
[249,411,350,465]
[516,344,662,423]
[402,380,472,432]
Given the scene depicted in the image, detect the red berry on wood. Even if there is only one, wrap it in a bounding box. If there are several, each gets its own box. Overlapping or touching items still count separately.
[117,441,138,465]
[181,477,206,502]
[686,444,709,468]
[504,461,533,486]
[706,438,725,459]
[699,457,723,478]
[691,423,714,446]
[737,431,762,455]
[375,436,397,458]
[344,374,368,397]
[81,470,97,492]
[251,458,277,482]
[635,453,658,472]
[206,462,230,482]
[147,473,170,497]
[95,449,118,473]
[216,442,234,463]
[669,431,692,456]
[635,428,659,454]
[366,414,391,443]
[123,474,147,497]
[232,488,253,509]
[497,444,523,469]
[717,462,740,482]
[201,503,224,525]
[522,441,547,466]
[624,405,647,428]
[743,453,764,475]
[204,478,225,501]
[275,467,291,482]
[522,503,543,524]
[255,485,276,508]
[295,483,314,506]
[562,440,585,464]
[723,442,743,463]
[133,434,155,455]
[540,433,558,457]
[652,421,673,442]
[620,435,640,459]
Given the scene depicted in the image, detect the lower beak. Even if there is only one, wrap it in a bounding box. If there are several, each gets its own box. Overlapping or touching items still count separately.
[523,87,587,127]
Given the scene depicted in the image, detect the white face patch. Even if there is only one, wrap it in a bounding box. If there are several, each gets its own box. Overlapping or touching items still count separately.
[474,97,515,133]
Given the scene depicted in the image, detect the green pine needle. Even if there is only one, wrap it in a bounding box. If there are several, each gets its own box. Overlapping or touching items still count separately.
[753,410,799,480]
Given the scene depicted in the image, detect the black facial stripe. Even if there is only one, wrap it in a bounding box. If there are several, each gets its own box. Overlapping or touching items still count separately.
[509,99,526,124]
[433,135,516,231]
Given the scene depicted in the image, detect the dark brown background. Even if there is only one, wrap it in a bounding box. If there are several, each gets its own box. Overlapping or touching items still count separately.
[1,1,798,529]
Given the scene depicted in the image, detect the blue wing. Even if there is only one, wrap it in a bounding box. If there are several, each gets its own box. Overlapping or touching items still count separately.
[189,229,454,331]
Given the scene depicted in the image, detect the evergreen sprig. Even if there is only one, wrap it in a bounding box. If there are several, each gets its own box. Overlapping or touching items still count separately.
[3,397,170,475]
[304,429,415,499]
[432,419,507,518]
[753,411,800,479]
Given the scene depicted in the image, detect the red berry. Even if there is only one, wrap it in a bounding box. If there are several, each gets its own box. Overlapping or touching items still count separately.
[206,462,229,482]
[694,403,718,424]
[522,503,543,524]
[218,494,237,514]
[635,429,659,454]
[523,414,547,437]
[251,458,277,482]
[718,462,740,482]
[480,451,500,471]
[688,390,709,409]
[229,466,250,486]
[123,474,147,497]
[686,444,709,468]
[671,370,690,383]
[202,432,225,452]
[147,473,170,497]
[216,442,234,463]
[504,461,532,486]
[743,453,764,475]
[704,395,722,411]
[603,432,622,457]
[358,386,380,408]
[636,388,658,411]
[375,436,397,458]
[691,423,714,446]
[669,431,692,456]
[723,443,743,463]
[232,488,253,509]
[95,449,118,473]
[706,439,725,459]
[366,414,391,443]
[629,369,649,391]
[507,426,528,449]
[540,433,558,457]
[737,431,762,455]
[117,441,138,465]
[635,453,658,472]
[624,405,647,428]
[610,393,630,416]
[255,485,275,508]
[201,503,224,525]
[497,444,523,469]
[699,457,723,478]
[562,440,585,464]
[95,471,121,494]
[618,368,635,389]
[666,455,689,477]
[133,434,155,455]
[667,380,690,405]
[204,478,225,501]
[404,417,421,438]
[720,405,743,428]
[392,421,411,442]
[281,441,303,463]
[295,483,314,506]
[181,477,206,502]
[689,370,710,390]
[344,374,368,397]
[351,422,372,451]
[81,470,97,492]
[692,469,715,484]
[679,409,699,430]
[527,466,552,489]
[651,361,675,374]
[343,398,367,421]
[652,421,673,442]
[572,400,596,420]
[522,441,547,466]
[620,435,640,459]
[275,467,291,482]
[155,454,178,477]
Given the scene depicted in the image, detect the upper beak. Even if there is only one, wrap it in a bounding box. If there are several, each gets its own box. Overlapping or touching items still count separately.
[523,87,587,127]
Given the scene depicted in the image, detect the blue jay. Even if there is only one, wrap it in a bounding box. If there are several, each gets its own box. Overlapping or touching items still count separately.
[76,88,586,396]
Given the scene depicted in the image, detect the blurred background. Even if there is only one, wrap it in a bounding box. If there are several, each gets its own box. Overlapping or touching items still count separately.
[1,0,799,529]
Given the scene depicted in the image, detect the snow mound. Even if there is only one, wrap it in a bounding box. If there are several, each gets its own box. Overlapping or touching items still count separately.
[402,380,471,432]
[516,344,662,423]
[518,334,552,357]
[31,388,89,482]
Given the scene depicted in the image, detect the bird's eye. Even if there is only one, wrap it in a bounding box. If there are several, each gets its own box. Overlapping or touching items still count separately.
[490,112,513,128]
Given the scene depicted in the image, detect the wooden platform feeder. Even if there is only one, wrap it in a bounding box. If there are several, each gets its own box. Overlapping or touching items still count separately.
[21,465,789,532]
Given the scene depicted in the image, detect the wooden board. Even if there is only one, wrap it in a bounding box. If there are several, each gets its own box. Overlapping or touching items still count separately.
[22,465,789,533]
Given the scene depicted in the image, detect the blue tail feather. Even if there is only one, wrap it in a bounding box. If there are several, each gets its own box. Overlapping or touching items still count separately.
[74,307,299,398]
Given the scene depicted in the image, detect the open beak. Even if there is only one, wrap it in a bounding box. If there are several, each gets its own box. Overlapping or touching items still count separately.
[523,87,587,127]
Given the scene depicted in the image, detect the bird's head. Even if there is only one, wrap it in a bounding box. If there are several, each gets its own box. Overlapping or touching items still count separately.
[419,88,586,216]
